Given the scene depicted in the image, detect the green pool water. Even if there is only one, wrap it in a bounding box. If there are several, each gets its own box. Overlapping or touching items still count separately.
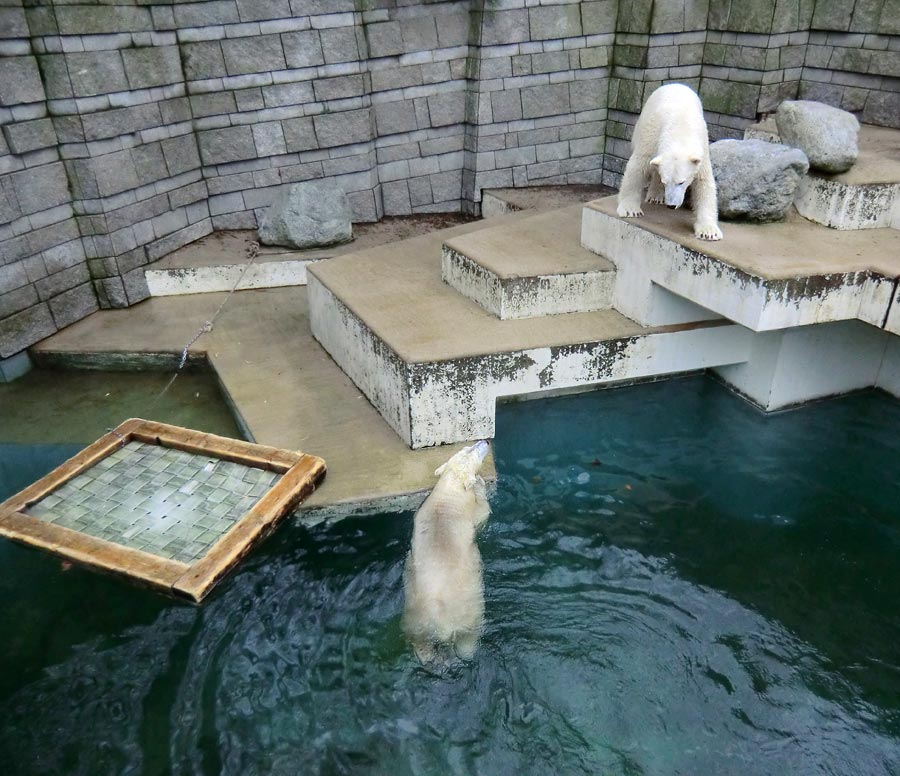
[0,376,898,775]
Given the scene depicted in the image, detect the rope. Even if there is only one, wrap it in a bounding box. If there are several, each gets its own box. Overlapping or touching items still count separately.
[149,239,261,410]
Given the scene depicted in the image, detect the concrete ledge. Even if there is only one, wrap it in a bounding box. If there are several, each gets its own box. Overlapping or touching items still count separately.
[582,197,900,332]
[745,121,900,231]
[146,258,313,296]
[793,177,900,231]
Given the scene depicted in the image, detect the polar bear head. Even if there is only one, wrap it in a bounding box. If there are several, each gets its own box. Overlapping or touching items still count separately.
[434,440,489,491]
[433,440,491,526]
[650,154,702,208]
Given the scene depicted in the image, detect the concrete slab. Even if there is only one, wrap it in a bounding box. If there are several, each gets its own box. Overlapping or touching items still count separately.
[447,207,614,279]
[30,287,492,520]
[310,211,646,364]
[442,206,616,319]
[145,215,476,296]
[308,207,750,447]
[582,196,900,331]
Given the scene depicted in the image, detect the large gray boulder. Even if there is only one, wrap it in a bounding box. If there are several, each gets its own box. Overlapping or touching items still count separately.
[774,100,859,173]
[258,180,352,249]
[710,139,809,222]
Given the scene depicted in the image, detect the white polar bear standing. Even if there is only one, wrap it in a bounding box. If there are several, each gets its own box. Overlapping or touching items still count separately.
[402,441,491,665]
[616,83,723,241]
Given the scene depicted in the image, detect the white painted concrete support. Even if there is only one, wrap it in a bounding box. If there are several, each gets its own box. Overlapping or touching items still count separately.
[876,336,900,399]
[308,274,412,444]
[884,282,900,336]
[407,324,753,446]
[714,320,890,410]
[581,205,894,332]
[309,260,753,447]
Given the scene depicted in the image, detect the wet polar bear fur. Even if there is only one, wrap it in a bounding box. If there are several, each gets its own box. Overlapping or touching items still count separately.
[617,83,723,241]
[402,441,491,665]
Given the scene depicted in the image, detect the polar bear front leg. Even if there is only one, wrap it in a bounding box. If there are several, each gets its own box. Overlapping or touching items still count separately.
[616,154,646,218]
[646,168,664,205]
[691,163,723,241]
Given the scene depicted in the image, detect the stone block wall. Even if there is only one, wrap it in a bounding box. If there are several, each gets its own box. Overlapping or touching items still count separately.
[1,0,899,361]
[460,0,613,200]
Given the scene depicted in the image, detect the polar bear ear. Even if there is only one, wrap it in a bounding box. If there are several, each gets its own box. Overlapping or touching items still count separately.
[688,156,701,165]
[649,156,662,167]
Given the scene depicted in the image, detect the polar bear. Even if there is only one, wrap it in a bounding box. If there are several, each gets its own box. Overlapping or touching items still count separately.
[616,83,723,241]
[402,441,491,665]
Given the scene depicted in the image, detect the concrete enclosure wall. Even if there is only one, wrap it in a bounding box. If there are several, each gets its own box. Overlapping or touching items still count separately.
[2,0,900,360]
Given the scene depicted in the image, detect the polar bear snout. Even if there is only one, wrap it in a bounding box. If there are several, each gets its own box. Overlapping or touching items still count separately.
[665,185,687,208]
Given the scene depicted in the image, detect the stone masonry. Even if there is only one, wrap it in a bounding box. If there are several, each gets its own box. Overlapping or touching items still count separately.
[1,0,899,360]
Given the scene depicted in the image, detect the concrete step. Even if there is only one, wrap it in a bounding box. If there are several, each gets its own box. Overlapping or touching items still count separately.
[442,206,616,319]
[307,209,750,448]
[144,231,319,296]
[744,120,900,231]
[581,195,900,332]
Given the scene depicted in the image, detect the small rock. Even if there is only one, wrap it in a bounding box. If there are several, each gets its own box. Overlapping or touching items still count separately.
[710,139,809,222]
[257,180,353,249]
[774,100,859,173]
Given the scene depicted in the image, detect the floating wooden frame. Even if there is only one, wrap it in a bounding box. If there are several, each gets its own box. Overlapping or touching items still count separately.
[0,418,326,603]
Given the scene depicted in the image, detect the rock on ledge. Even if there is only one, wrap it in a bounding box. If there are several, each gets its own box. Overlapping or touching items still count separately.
[774,100,860,174]
[258,180,353,249]
[710,139,809,222]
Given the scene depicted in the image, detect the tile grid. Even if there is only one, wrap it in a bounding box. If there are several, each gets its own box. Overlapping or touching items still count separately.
[26,440,281,564]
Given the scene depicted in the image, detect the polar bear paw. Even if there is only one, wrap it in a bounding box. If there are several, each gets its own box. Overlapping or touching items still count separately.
[617,204,644,218]
[645,194,665,205]
[694,222,723,241]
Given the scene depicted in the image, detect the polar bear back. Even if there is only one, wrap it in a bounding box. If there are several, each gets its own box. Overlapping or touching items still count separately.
[636,82,709,156]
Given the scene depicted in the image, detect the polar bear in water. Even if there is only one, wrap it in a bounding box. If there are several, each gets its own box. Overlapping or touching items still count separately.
[616,82,723,241]
[402,441,491,664]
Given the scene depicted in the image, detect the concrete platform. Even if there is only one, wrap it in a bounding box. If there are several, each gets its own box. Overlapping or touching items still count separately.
[745,121,900,230]
[308,210,751,448]
[30,287,491,520]
[442,206,616,319]
[582,196,900,331]
[145,215,475,296]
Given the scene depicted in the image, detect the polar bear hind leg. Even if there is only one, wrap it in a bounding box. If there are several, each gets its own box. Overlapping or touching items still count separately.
[454,629,479,660]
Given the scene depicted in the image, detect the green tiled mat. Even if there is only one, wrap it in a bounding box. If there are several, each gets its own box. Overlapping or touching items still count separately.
[26,441,282,565]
